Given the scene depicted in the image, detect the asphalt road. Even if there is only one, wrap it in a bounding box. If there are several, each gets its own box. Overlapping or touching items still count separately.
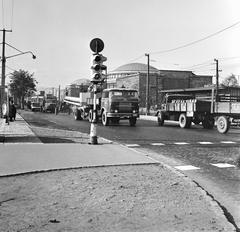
[20,109,240,230]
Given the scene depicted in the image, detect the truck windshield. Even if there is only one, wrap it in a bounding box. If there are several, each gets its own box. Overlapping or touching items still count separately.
[109,91,138,98]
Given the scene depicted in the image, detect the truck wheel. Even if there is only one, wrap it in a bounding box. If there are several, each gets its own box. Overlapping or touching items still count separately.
[217,116,230,134]
[202,118,214,129]
[179,113,191,128]
[89,109,93,122]
[129,117,137,126]
[157,111,164,126]
[55,107,58,115]
[74,109,82,120]
[102,110,109,126]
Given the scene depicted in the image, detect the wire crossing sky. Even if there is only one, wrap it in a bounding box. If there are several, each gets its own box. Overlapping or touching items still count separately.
[1,0,240,89]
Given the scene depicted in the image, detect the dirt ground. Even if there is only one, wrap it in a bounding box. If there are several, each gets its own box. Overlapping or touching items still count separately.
[0,163,235,232]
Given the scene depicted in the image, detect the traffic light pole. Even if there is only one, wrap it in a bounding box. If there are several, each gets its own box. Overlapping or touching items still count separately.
[89,38,106,145]
[89,83,98,144]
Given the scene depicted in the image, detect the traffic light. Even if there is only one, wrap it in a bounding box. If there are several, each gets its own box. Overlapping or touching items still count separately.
[91,54,107,83]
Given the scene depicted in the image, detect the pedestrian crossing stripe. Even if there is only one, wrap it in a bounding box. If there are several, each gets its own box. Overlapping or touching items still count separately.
[174,165,200,170]
[150,143,165,146]
[211,163,235,168]
[220,141,236,144]
[198,142,214,144]
[125,144,140,147]
[174,142,190,145]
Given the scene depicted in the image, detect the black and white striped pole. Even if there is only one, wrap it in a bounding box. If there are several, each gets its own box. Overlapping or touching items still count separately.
[89,38,106,144]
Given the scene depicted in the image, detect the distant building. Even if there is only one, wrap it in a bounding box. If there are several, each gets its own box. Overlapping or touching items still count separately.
[65,78,91,97]
[107,63,213,108]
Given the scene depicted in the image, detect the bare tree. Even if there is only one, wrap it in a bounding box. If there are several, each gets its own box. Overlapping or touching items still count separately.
[221,73,238,87]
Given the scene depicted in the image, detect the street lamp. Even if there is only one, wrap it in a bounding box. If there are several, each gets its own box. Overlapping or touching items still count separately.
[0,32,36,117]
[145,53,150,115]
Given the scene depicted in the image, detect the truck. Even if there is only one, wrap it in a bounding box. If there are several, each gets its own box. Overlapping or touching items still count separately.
[40,94,57,113]
[156,92,240,134]
[63,87,140,126]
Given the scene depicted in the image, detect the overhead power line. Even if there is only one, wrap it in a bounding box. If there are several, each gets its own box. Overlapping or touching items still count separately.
[149,21,240,55]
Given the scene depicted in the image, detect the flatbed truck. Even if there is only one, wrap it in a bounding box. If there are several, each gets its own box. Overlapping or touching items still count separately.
[63,88,140,126]
[156,92,240,134]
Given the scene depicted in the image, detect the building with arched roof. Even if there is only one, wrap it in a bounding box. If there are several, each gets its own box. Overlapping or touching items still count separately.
[65,63,212,110]
[107,62,213,109]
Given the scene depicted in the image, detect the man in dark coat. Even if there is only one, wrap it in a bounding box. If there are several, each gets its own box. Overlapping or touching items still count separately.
[9,100,16,121]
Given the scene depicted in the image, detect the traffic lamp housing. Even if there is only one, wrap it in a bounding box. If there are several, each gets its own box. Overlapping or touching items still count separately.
[91,53,107,83]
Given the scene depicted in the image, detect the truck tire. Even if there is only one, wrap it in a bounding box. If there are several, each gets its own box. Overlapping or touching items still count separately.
[202,118,214,129]
[179,113,191,128]
[217,116,230,134]
[129,117,137,126]
[157,111,164,126]
[102,110,109,126]
[89,109,93,122]
[74,109,82,120]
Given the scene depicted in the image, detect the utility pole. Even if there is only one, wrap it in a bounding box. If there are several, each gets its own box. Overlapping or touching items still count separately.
[214,59,219,101]
[1,29,12,118]
[145,53,149,115]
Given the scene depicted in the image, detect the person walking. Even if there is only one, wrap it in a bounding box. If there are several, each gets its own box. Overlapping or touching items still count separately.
[9,100,16,121]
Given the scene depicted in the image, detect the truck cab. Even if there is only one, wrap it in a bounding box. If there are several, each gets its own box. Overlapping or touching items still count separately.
[100,88,139,126]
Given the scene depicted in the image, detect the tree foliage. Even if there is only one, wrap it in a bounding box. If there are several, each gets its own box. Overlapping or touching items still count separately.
[9,69,38,109]
[221,73,238,87]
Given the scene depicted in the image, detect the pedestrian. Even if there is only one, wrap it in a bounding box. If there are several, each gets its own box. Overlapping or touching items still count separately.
[9,100,17,121]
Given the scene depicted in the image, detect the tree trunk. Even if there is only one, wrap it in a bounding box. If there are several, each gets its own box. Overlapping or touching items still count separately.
[21,96,25,110]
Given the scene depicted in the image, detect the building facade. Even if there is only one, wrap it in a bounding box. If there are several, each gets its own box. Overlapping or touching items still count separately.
[107,63,212,108]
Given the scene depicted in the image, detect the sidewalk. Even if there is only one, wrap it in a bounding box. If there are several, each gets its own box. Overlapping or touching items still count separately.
[0,113,236,231]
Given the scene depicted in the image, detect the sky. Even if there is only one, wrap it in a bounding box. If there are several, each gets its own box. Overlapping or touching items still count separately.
[1,0,240,91]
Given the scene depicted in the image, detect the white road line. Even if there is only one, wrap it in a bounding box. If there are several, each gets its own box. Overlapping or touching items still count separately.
[220,141,236,144]
[198,142,214,145]
[174,165,200,170]
[125,144,140,147]
[174,142,190,145]
[150,143,165,146]
[211,163,235,168]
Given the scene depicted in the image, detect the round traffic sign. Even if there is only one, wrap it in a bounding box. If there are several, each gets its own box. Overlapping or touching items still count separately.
[90,38,104,53]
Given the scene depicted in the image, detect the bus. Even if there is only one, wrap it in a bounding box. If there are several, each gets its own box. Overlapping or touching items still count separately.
[30,96,44,111]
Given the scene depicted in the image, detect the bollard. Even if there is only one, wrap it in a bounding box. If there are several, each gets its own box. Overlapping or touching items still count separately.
[89,122,98,144]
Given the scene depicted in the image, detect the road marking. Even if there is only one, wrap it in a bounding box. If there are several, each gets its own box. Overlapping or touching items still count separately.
[220,141,236,144]
[174,165,200,170]
[174,142,190,145]
[125,144,140,147]
[150,143,165,146]
[198,142,214,145]
[211,163,235,168]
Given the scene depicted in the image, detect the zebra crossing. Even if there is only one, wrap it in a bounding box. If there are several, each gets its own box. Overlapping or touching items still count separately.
[124,141,239,170]
[124,140,239,147]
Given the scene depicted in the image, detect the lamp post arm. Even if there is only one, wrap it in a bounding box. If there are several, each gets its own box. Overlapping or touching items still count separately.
[5,51,36,60]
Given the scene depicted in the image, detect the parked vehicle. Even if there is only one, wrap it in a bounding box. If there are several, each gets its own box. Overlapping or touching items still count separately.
[64,88,140,126]
[30,96,44,111]
[40,94,57,113]
[156,92,240,134]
